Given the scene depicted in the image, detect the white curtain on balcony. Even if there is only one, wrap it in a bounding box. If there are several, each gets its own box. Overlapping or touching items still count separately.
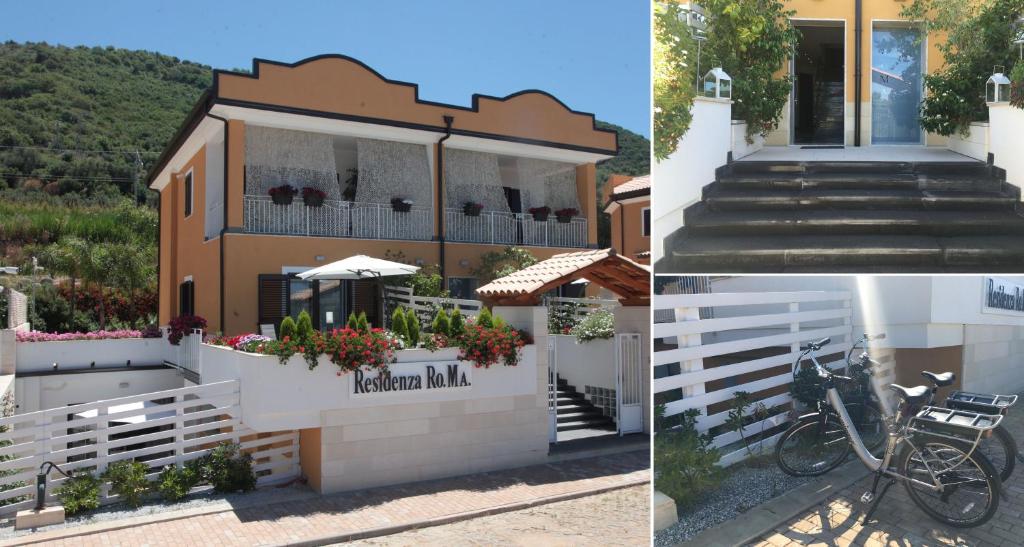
[355,138,431,206]
[245,126,340,199]
[513,158,580,212]
[444,148,510,213]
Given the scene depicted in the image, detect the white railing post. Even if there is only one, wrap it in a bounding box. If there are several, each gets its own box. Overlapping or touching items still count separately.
[174,395,185,467]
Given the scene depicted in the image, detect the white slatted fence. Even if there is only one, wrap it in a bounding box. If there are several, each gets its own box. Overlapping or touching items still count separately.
[653,290,853,466]
[384,285,482,321]
[0,380,298,515]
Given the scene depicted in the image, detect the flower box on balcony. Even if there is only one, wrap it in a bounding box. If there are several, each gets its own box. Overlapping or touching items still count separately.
[555,208,579,224]
[391,198,413,212]
[269,185,298,205]
[528,206,550,222]
[302,187,326,207]
[463,202,483,217]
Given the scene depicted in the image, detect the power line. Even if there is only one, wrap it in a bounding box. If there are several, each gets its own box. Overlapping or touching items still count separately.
[0,144,161,156]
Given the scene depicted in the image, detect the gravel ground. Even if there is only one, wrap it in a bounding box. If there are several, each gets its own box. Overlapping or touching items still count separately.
[0,482,315,540]
[654,459,814,546]
[342,485,651,547]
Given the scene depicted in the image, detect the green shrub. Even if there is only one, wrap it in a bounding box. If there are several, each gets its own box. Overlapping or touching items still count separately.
[279,316,296,340]
[54,472,101,515]
[198,442,256,493]
[356,311,369,332]
[477,307,493,328]
[295,310,313,341]
[570,309,615,343]
[347,312,358,330]
[653,408,722,509]
[102,460,149,508]
[405,308,420,346]
[492,315,506,329]
[548,302,581,335]
[449,308,465,337]
[157,464,200,502]
[431,308,450,336]
[391,307,408,341]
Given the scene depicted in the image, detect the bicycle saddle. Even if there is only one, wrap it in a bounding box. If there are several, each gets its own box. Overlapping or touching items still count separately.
[889,384,930,405]
[920,371,955,387]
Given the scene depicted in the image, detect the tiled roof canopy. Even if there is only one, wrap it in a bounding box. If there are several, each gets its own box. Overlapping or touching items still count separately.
[476,249,650,306]
[611,174,650,195]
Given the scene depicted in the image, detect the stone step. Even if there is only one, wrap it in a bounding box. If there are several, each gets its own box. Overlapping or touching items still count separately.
[556,404,599,415]
[656,233,1024,273]
[725,160,990,177]
[684,206,1024,237]
[556,418,616,432]
[714,174,1002,192]
[704,188,1017,211]
[557,411,608,423]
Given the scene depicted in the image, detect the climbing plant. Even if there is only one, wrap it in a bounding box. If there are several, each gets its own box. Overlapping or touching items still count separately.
[653,0,699,160]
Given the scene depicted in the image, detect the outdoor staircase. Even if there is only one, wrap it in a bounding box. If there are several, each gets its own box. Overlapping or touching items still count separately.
[657,160,1024,272]
[556,376,615,432]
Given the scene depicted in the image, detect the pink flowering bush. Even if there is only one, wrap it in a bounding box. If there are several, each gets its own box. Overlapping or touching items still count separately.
[16,330,143,343]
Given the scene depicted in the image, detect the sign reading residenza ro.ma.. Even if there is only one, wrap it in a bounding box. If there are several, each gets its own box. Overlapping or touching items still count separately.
[983,276,1024,316]
[351,360,472,396]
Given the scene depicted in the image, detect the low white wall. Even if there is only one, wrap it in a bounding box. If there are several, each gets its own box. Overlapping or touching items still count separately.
[652,96,732,262]
[553,335,615,394]
[16,337,168,373]
[731,120,764,161]
[946,122,989,161]
[989,104,1024,198]
[960,324,1024,396]
[15,368,185,413]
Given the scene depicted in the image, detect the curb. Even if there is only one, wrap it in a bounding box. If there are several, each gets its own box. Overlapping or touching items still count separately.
[4,476,650,546]
[679,460,869,547]
[282,477,651,547]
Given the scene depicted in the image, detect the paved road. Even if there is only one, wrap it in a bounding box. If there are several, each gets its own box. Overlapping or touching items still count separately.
[753,395,1024,547]
[344,485,650,546]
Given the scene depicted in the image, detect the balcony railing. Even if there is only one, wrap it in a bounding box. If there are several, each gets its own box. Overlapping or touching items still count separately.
[445,208,588,248]
[243,196,587,247]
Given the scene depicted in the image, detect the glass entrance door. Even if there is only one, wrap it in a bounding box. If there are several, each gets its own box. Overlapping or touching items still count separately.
[871,26,924,144]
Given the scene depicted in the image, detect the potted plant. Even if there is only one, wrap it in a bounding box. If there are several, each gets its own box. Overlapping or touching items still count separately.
[528,206,550,221]
[391,197,413,212]
[555,207,579,223]
[269,185,297,205]
[463,201,484,217]
[302,187,326,207]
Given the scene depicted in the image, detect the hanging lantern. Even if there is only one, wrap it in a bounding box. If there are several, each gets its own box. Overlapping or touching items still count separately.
[987,66,1011,103]
[703,67,732,100]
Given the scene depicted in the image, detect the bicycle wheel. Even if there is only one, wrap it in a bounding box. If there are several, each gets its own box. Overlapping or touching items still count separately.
[900,440,1001,528]
[846,400,886,457]
[775,414,850,477]
[976,425,1017,482]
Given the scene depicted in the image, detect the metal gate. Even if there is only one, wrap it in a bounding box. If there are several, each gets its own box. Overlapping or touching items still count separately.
[547,336,558,443]
[616,333,644,435]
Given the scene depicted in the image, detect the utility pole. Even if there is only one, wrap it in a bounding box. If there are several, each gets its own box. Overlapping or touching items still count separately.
[133,150,144,204]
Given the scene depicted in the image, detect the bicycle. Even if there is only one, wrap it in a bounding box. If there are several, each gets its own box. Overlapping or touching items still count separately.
[846,333,1019,482]
[775,337,1004,527]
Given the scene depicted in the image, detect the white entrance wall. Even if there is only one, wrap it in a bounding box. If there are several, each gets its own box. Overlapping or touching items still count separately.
[989,103,1024,200]
[947,122,989,161]
[15,368,185,413]
[552,334,615,394]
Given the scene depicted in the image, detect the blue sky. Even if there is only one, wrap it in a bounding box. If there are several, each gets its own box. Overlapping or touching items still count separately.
[1,0,650,137]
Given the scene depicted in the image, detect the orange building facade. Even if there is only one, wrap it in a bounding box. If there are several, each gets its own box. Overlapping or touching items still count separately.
[603,174,650,265]
[150,55,617,335]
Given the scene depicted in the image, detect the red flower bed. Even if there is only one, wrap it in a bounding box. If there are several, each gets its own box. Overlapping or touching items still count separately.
[168,315,207,345]
[457,324,527,368]
[259,327,401,374]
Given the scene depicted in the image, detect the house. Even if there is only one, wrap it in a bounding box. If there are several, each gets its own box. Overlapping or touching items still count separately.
[147,54,618,335]
[603,174,650,264]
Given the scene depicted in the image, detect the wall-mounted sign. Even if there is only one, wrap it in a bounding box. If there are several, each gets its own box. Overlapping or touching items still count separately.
[352,360,472,396]
[982,276,1024,316]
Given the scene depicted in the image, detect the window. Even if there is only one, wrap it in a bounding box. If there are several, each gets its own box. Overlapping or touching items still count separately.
[641,207,651,237]
[184,171,194,218]
[179,280,195,317]
[447,277,478,301]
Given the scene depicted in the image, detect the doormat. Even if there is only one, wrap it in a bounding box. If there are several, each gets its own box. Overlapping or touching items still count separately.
[800,146,844,149]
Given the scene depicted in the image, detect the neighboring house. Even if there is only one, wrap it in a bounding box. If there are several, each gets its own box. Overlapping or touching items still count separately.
[603,174,650,264]
[148,54,618,335]
[768,1,947,147]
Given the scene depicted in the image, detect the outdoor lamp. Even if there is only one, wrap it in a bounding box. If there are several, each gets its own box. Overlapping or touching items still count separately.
[704,67,732,100]
[987,67,1011,103]
[36,461,70,510]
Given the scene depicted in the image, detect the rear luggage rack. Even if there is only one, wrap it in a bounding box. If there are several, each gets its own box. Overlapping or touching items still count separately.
[908,406,1003,444]
[946,390,1018,415]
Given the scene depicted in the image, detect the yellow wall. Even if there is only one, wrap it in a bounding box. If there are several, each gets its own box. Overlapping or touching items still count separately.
[610,200,651,265]
[767,0,948,146]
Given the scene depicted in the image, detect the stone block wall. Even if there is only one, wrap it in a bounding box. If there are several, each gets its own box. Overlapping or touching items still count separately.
[962,325,1024,396]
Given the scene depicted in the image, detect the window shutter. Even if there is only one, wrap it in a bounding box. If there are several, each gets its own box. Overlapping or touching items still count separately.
[258,274,289,334]
[178,280,195,317]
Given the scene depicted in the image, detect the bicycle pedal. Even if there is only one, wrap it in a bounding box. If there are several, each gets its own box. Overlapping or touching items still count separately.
[860,492,874,504]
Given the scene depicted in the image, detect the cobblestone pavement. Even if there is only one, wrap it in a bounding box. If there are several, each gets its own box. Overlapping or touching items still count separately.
[12,451,649,547]
[343,484,649,546]
[752,396,1024,547]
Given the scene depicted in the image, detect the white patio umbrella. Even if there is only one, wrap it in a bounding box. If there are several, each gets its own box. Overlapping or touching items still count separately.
[296,255,419,328]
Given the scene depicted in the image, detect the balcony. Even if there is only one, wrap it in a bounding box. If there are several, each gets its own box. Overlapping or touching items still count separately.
[243,197,588,248]
[445,209,588,248]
